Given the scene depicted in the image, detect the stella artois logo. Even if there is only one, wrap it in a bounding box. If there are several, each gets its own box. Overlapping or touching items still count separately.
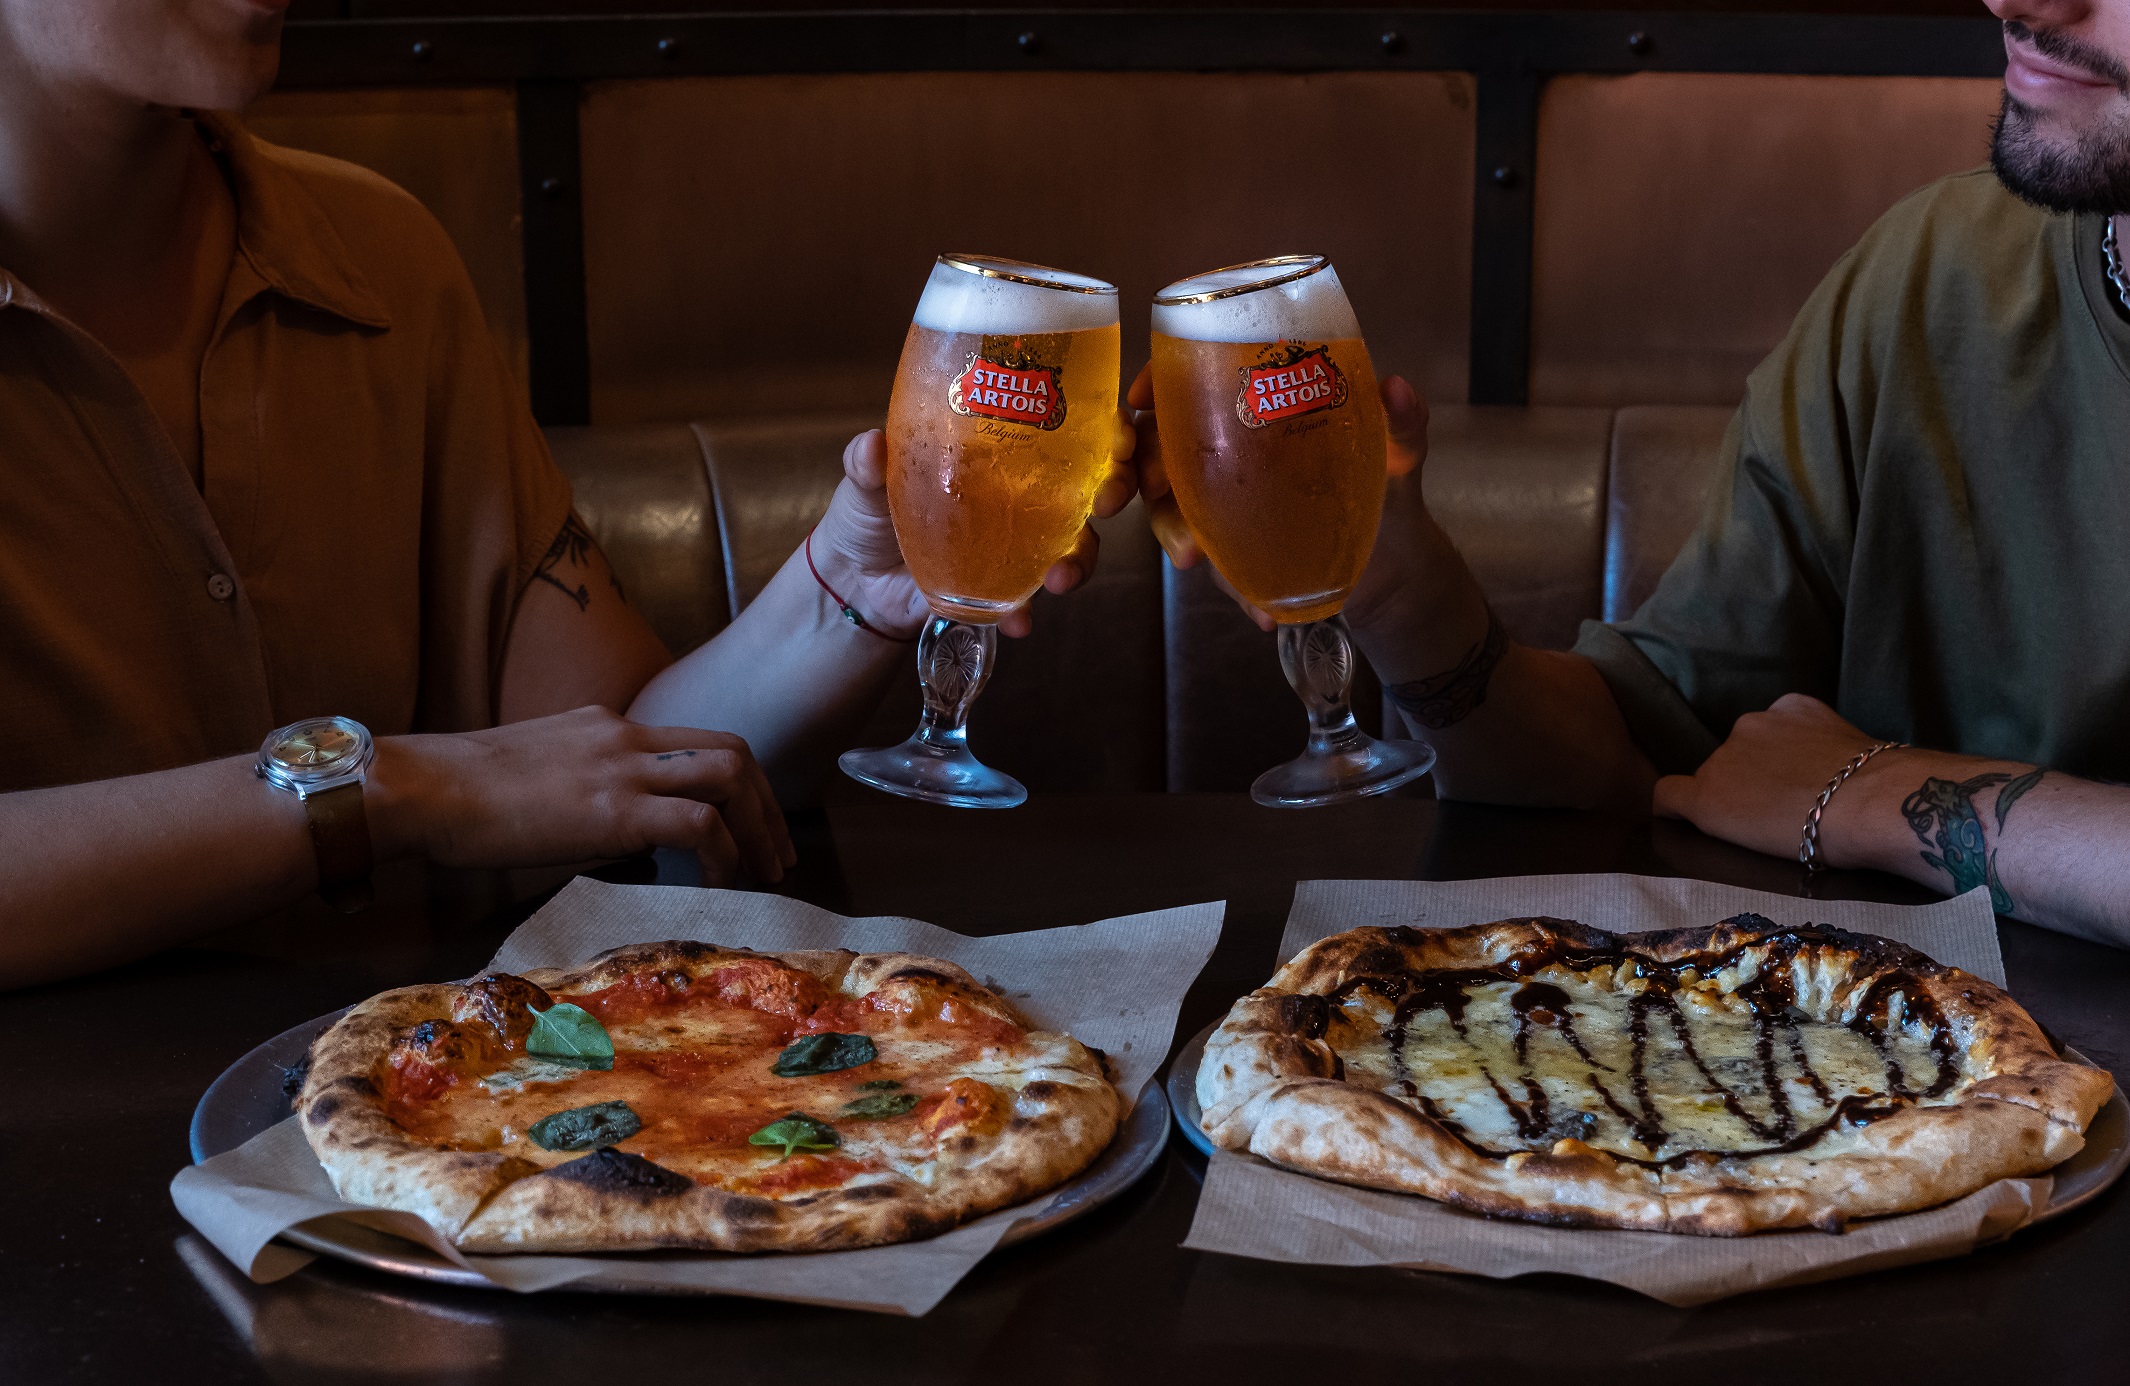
[948,345,1066,431]
[1235,342,1349,429]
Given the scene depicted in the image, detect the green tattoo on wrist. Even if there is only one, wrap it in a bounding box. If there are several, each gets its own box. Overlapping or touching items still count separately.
[1899,767,2046,914]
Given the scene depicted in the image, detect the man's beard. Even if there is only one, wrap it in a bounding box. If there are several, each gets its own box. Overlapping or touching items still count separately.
[1991,21,2130,214]
[1992,90,2130,214]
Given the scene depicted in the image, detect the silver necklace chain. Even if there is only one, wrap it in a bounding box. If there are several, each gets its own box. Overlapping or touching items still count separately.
[2106,218,2130,314]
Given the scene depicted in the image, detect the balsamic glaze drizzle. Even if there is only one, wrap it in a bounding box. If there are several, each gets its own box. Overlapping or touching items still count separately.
[1327,918,1960,1168]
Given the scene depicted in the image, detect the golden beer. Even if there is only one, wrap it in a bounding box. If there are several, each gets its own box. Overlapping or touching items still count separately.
[886,318,1121,622]
[1146,254,1432,808]
[1148,332,1385,624]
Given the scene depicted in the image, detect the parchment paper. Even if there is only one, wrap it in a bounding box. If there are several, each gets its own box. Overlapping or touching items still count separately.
[1183,875,2051,1306]
[174,879,1223,1315]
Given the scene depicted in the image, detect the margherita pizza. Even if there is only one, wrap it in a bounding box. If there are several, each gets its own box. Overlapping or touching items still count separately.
[1197,914,2113,1235]
[297,940,1120,1253]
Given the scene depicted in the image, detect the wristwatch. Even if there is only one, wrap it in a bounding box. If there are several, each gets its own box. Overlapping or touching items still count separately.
[256,715,376,913]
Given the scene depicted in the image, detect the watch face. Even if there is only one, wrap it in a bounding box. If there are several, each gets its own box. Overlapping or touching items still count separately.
[276,723,360,769]
[261,716,372,787]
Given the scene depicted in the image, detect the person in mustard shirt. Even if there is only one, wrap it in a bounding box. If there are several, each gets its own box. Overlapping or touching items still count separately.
[0,0,1132,986]
[1144,0,2130,947]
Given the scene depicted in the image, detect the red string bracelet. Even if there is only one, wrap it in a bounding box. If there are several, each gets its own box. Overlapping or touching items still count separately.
[805,528,915,642]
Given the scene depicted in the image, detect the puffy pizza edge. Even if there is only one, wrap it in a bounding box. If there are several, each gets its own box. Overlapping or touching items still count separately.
[296,942,1122,1253]
[1195,918,2115,1236]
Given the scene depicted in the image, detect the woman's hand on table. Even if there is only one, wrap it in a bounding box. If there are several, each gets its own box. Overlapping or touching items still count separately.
[1129,362,1430,633]
[368,706,796,886]
[808,422,1138,640]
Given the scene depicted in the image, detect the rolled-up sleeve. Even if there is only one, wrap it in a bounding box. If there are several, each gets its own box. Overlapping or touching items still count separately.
[1577,265,1862,774]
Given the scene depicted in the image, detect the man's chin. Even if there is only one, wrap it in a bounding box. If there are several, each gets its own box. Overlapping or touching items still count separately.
[1991,90,2130,215]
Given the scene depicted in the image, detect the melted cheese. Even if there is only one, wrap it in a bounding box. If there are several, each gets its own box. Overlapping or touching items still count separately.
[1332,963,1959,1163]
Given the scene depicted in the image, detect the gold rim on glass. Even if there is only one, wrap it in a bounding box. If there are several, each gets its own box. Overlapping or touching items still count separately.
[1151,254,1330,306]
[939,253,1117,296]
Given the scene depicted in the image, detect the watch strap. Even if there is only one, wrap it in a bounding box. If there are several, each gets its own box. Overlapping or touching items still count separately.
[304,781,375,913]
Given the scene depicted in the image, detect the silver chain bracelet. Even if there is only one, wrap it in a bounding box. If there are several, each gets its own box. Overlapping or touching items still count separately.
[1799,741,1909,875]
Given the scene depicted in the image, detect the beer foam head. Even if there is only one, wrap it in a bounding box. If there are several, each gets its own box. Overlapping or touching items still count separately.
[913,255,1118,335]
[1150,256,1362,343]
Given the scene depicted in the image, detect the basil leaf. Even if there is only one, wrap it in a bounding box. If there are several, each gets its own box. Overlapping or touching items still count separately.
[770,1032,876,1078]
[857,1079,903,1091]
[525,1002,614,1071]
[748,1113,841,1160]
[528,1100,641,1152]
[841,1092,918,1120]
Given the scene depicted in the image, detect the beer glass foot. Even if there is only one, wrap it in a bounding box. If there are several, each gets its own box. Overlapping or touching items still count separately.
[837,616,1026,809]
[1250,732,1435,808]
[1254,612,1436,808]
[839,742,1028,810]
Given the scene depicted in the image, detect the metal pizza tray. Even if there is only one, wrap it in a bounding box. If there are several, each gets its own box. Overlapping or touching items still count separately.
[1165,1017,2130,1224]
[191,1009,1170,1293]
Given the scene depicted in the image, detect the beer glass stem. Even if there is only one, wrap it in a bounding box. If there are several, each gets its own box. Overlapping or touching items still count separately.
[1277,615,1368,757]
[1251,612,1435,808]
[838,614,1026,809]
[913,616,995,754]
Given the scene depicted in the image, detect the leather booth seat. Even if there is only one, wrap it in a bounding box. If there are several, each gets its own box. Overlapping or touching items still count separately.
[547,403,1731,796]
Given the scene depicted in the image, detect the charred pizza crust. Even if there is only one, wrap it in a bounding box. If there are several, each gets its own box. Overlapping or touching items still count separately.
[1198,915,2112,1235]
[300,940,1120,1254]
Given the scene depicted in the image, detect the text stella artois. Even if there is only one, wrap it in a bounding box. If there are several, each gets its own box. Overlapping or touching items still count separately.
[948,348,1066,431]
[1235,343,1349,428]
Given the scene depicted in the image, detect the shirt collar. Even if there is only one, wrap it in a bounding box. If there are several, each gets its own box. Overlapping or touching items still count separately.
[195,111,393,330]
[0,114,394,331]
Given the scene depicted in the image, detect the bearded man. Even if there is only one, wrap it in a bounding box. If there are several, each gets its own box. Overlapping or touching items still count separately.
[1140,0,2130,944]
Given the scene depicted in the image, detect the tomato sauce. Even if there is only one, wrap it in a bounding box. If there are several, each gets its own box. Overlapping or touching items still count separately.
[915,1077,1008,1140]
[740,1154,876,1195]
[381,1047,458,1107]
[379,957,1030,1184]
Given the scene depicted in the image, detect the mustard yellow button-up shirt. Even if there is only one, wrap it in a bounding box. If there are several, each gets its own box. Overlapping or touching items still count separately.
[0,116,572,793]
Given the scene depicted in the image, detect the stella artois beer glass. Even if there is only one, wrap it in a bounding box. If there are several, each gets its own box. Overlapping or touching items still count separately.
[1149,255,1434,807]
[840,254,1121,808]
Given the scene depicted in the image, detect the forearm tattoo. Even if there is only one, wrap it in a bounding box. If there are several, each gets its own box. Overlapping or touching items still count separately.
[1900,767,2046,914]
[532,514,599,612]
[1385,606,1509,730]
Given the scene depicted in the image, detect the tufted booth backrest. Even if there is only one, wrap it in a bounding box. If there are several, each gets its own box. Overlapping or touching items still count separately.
[548,403,1733,794]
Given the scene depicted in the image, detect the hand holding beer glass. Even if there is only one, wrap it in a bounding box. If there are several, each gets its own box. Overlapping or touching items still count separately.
[839,255,1121,808]
[1148,255,1435,806]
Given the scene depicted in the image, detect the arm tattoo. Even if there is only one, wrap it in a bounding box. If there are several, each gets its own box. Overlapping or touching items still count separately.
[1994,765,2046,828]
[531,514,597,612]
[1900,767,2046,915]
[1385,607,1509,730]
[655,750,697,761]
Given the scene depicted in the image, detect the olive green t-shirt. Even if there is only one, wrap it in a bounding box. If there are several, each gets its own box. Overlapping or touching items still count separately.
[1575,168,2130,779]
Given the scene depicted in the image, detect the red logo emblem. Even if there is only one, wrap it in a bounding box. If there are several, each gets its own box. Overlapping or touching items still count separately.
[948,355,1065,430]
[1236,345,1348,428]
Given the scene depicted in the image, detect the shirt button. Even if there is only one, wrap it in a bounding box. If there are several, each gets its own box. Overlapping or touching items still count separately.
[206,573,236,601]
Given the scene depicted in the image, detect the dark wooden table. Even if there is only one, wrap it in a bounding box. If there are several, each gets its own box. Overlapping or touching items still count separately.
[13,793,2129,1385]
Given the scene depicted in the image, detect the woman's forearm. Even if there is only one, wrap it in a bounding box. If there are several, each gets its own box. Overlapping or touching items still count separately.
[627,543,909,802]
[0,755,315,988]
